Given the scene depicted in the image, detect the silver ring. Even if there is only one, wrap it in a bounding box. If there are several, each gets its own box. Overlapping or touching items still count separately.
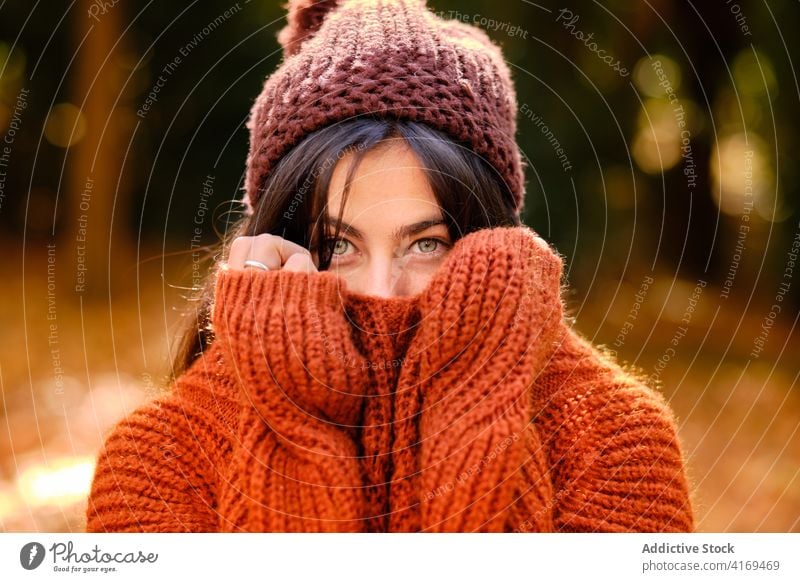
[243,259,270,271]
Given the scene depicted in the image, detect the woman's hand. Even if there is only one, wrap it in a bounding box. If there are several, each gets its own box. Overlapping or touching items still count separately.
[225,233,318,273]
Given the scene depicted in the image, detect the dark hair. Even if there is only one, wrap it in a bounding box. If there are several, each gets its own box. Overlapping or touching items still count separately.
[170,116,522,380]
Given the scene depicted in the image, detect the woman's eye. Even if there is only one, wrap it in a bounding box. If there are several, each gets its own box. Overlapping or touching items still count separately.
[321,237,447,259]
[412,238,447,255]
[329,238,351,256]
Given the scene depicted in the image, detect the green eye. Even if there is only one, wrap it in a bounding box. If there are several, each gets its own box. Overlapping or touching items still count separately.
[322,237,350,255]
[415,238,440,253]
[330,238,350,255]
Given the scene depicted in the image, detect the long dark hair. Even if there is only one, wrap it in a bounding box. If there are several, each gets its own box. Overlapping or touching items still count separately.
[170,116,522,380]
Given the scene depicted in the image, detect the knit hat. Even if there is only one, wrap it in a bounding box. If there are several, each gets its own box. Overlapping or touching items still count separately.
[242,0,526,216]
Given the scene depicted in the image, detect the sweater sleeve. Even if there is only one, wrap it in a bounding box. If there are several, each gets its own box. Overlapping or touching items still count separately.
[532,328,695,532]
[86,268,371,532]
[210,268,369,532]
[390,226,566,532]
[84,369,228,532]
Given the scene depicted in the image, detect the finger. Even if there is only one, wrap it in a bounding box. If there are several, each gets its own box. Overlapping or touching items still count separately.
[270,235,311,266]
[227,236,280,270]
[244,234,309,267]
[283,252,318,273]
[227,234,310,270]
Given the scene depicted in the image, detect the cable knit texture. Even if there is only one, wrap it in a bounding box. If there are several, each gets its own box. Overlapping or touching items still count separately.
[85,226,694,532]
[243,0,527,215]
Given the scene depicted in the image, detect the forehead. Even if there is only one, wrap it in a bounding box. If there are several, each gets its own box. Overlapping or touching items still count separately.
[326,140,438,218]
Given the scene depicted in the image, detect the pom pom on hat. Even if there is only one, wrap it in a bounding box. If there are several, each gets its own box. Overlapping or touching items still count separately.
[276,0,343,57]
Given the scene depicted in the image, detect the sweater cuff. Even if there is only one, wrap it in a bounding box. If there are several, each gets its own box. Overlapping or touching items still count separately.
[415,226,566,368]
[212,267,341,332]
[211,267,367,426]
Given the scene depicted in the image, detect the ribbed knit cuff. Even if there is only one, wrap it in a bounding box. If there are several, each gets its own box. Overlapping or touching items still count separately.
[212,267,340,330]
[415,226,565,371]
[212,267,367,427]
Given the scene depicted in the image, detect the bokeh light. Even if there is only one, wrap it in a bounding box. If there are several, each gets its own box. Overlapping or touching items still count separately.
[710,132,783,220]
[43,103,87,148]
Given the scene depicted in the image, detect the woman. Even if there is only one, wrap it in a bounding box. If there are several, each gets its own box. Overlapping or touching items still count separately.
[85,0,694,533]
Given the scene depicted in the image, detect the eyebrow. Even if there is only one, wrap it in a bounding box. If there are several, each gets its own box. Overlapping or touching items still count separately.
[323,216,447,241]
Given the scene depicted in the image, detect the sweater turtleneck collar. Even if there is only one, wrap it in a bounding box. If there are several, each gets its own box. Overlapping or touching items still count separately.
[341,289,423,364]
[338,288,423,532]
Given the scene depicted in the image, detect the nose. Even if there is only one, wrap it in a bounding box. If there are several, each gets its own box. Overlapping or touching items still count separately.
[361,257,405,298]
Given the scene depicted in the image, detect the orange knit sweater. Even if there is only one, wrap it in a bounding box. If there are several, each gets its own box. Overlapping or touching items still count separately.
[85,227,694,532]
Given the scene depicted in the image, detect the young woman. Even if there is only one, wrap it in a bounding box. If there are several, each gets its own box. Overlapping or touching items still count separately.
[85,0,694,533]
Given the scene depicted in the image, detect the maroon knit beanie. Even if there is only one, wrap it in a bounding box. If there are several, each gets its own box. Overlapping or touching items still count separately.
[242,0,526,217]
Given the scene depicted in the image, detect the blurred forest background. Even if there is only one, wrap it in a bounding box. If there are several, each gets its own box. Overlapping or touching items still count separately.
[1,0,798,532]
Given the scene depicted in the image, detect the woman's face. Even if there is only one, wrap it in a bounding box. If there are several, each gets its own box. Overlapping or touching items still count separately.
[312,140,453,298]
